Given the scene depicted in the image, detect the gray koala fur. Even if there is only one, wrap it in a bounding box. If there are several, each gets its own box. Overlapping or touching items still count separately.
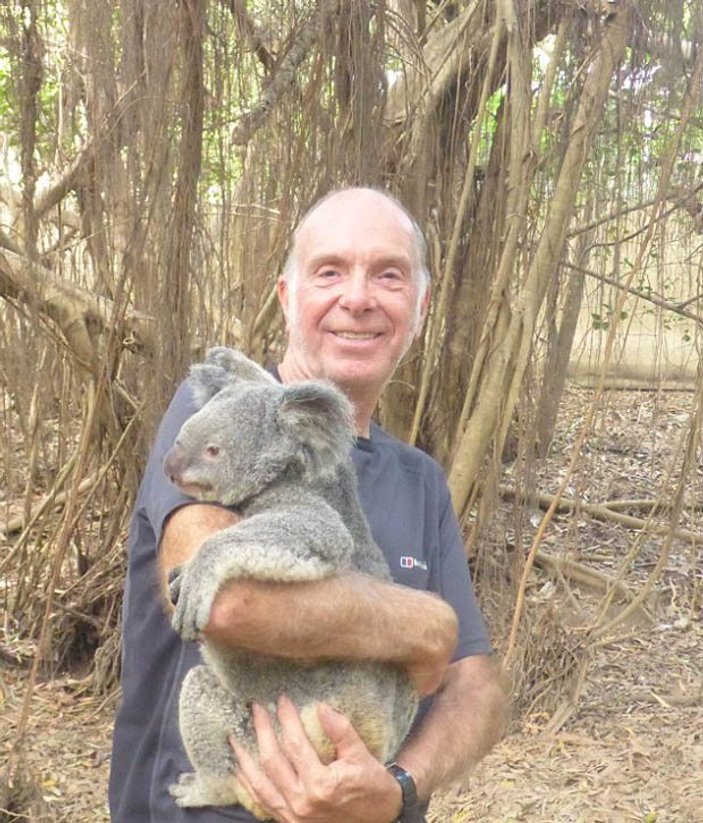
[164,346,418,818]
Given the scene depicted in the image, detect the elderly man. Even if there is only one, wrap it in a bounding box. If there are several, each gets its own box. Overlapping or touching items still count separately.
[109,187,507,822]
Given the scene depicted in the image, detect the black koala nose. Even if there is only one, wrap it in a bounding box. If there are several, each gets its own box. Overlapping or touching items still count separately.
[164,445,184,482]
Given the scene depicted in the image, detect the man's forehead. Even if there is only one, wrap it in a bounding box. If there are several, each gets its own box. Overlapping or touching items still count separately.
[300,190,414,235]
[297,194,415,259]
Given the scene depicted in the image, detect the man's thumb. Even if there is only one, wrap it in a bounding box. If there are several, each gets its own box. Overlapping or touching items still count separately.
[316,702,364,755]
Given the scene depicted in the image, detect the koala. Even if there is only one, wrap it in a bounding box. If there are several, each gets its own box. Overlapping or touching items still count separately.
[164,346,418,818]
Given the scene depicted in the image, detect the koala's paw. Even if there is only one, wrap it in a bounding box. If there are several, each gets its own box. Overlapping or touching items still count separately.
[168,566,183,605]
[169,562,219,641]
[169,773,197,807]
[169,772,219,808]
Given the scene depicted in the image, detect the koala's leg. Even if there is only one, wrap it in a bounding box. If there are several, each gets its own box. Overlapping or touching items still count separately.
[170,665,268,819]
[301,663,419,764]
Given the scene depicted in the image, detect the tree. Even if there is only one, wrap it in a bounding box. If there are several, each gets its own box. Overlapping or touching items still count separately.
[1,0,701,737]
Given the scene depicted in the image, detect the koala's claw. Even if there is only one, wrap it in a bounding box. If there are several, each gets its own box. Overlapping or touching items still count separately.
[169,564,217,642]
[168,566,183,606]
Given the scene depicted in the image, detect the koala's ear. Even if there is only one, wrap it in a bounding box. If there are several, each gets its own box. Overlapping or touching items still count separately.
[277,382,355,479]
[205,347,275,384]
[189,347,275,407]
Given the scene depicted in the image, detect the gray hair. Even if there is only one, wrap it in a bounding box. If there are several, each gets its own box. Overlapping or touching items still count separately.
[282,187,431,331]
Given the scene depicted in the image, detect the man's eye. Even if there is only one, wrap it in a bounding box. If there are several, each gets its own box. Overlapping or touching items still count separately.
[314,269,342,285]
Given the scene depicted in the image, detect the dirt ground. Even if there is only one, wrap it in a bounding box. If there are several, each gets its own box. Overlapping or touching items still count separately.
[1,386,701,822]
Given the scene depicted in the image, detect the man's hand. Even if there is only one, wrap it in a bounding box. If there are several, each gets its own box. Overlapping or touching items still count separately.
[230,696,403,823]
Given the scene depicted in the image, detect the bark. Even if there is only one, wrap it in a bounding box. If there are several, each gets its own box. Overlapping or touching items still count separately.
[18,0,42,260]
[161,0,206,381]
[536,200,594,457]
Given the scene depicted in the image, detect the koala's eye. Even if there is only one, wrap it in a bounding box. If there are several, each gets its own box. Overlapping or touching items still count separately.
[206,445,220,458]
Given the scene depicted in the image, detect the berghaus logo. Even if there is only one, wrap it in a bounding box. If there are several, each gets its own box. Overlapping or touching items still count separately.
[400,556,427,570]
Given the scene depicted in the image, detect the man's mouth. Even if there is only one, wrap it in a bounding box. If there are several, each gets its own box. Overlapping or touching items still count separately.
[332,331,381,340]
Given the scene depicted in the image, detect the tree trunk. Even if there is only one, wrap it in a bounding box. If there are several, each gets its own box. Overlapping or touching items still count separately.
[448,3,633,517]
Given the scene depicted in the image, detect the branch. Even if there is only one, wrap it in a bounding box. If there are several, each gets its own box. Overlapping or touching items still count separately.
[0,249,156,370]
[534,549,637,603]
[500,484,703,545]
[566,182,703,242]
[0,228,22,255]
[562,259,703,325]
[385,0,485,125]
[223,0,274,71]
[33,143,92,219]
[0,474,97,537]
[231,3,335,146]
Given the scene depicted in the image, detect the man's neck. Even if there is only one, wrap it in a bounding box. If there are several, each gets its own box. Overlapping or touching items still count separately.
[278,355,375,438]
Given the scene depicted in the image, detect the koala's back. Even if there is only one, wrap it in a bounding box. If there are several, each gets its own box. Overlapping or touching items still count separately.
[309,463,392,580]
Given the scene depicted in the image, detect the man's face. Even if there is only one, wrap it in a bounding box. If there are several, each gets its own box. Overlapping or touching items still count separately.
[277,191,429,399]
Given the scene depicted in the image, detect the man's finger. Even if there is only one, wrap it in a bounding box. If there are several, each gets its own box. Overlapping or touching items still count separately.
[276,695,333,776]
[229,733,289,820]
[251,702,301,789]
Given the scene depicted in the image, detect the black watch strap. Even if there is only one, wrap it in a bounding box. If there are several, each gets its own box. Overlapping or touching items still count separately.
[386,762,422,822]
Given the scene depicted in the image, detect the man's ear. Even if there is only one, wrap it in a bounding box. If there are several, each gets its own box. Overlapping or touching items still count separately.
[415,282,432,337]
[276,277,291,330]
[189,347,274,406]
[277,381,355,480]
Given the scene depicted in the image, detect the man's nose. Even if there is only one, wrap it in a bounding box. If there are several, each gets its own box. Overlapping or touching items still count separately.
[338,271,376,312]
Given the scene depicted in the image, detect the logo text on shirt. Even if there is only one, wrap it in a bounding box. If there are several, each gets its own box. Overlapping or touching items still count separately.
[399,556,428,570]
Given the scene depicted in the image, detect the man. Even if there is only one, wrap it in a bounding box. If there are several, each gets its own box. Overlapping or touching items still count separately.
[109,187,507,822]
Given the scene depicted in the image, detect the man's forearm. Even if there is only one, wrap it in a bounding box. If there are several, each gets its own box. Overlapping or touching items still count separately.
[395,655,508,801]
[160,503,458,696]
[206,574,458,696]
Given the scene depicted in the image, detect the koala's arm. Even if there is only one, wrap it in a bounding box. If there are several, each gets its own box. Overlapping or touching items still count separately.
[168,503,356,639]
[160,504,457,696]
[158,502,239,595]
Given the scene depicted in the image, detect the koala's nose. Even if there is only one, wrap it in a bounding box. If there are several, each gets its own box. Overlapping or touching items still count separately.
[164,443,184,483]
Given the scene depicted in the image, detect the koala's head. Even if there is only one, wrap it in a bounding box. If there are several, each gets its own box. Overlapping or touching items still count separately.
[163,347,356,506]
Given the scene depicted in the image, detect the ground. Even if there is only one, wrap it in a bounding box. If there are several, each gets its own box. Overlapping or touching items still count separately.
[1,386,701,821]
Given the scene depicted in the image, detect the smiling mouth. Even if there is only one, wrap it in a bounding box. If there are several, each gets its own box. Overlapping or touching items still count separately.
[332,331,381,340]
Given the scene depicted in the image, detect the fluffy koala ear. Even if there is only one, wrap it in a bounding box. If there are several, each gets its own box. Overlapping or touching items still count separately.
[277,382,355,479]
[205,347,275,384]
[189,347,275,407]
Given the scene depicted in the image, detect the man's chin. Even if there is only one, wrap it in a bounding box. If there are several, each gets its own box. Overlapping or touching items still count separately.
[322,361,393,393]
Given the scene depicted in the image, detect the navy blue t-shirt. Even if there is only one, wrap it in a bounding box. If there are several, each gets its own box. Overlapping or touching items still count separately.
[108,377,492,822]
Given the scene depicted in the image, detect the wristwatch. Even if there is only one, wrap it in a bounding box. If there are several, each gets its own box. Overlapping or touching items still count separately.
[386,762,422,822]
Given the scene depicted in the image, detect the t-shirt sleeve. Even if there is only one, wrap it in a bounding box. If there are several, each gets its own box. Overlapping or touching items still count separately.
[433,482,493,660]
[138,379,204,549]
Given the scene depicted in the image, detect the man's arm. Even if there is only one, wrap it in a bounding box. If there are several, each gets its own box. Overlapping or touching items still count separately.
[394,654,508,800]
[159,503,458,696]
